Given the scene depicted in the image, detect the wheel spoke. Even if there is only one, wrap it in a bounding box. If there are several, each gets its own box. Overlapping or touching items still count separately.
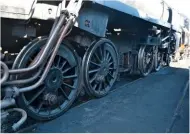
[93,83,98,90]
[94,52,101,63]
[108,72,114,79]
[108,62,113,66]
[108,55,112,62]
[90,61,101,67]
[97,82,102,92]
[60,61,67,70]
[36,102,43,113]
[63,74,77,79]
[88,69,99,74]
[106,52,110,60]
[62,82,75,89]
[104,50,107,59]
[109,67,116,70]
[90,74,97,83]
[62,66,72,74]
[103,47,106,61]
[59,87,69,100]
[27,87,45,105]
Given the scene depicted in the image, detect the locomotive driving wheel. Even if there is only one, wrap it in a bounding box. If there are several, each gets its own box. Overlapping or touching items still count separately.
[13,38,81,121]
[82,39,119,98]
[138,45,154,77]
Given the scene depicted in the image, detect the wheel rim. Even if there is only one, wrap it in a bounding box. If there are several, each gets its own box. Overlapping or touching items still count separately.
[14,39,80,119]
[83,39,118,97]
[139,46,154,76]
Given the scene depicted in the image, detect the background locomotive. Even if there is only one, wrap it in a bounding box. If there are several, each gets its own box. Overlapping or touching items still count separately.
[0,0,189,131]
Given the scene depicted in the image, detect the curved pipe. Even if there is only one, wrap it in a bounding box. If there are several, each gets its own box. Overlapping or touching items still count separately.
[12,36,47,70]
[6,108,27,131]
[3,68,42,86]
[9,14,67,74]
[0,61,9,85]
[49,17,59,37]
[19,18,74,93]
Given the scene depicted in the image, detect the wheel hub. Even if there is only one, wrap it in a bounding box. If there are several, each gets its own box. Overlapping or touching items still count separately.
[43,93,58,105]
[96,62,109,82]
[45,67,63,92]
[100,61,110,76]
[96,75,105,82]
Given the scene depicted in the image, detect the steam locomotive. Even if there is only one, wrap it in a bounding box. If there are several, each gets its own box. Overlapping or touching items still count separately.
[0,0,189,131]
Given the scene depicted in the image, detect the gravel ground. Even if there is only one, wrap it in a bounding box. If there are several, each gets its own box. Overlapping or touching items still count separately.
[35,60,189,133]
